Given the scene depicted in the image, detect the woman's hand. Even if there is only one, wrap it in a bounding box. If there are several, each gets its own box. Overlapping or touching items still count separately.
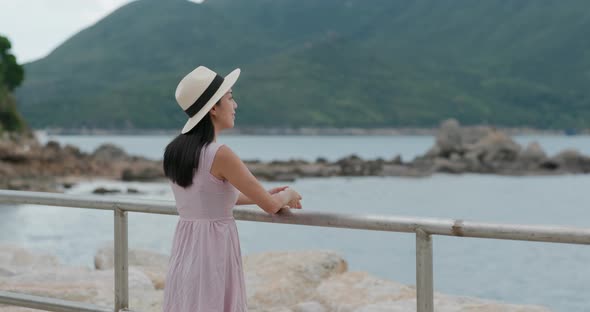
[269,186,302,209]
[268,186,289,195]
[277,188,302,209]
[288,198,302,209]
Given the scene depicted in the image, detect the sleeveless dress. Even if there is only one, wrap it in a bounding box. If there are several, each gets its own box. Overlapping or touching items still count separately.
[162,142,247,312]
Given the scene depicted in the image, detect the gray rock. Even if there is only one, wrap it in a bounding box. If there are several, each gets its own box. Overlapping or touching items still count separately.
[92,187,120,194]
[248,164,300,182]
[465,132,521,172]
[435,119,462,154]
[382,164,433,177]
[92,144,128,162]
[295,164,339,177]
[519,142,547,163]
[94,244,169,290]
[0,265,159,311]
[94,245,169,271]
[121,167,163,181]
[126,187,142,194]
[518,142,549,171]
[315,272,414,312]
[431,119,492,157]
[0,141,29,163]
[462,151,482,171]
[244,250,347,310]
[0,243,60,272]
[551,149,590,173]
[316,271,550,312]
[293,301,327,312]
[44,140,61,151]
[63,144,84,158]
[269,173,298,182]
[337,155,383,176]
[433,158,468,174]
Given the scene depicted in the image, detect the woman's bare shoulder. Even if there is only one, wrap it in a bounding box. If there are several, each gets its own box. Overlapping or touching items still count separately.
[217,144,233,155]
[216,144,241,163]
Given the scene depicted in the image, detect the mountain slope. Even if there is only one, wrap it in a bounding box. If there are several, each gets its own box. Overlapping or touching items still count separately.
[17,0,590,129]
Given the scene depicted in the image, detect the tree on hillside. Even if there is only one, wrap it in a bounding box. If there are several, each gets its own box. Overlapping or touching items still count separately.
[0,35,24,91]
[0,35,28,135]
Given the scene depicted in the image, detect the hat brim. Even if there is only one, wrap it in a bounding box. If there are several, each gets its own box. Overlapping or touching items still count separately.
[181,68,241,134]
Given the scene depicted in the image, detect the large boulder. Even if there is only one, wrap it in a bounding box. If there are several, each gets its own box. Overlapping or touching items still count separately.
[0,140,31,163]
[0,266,160,311]
[94,244,169,290]
[425,119,492,158]
[0,244,60,276]
[244,250,347,311]
[517,142,550,172]
[314,272,415,311]
[417,119,524,174]
[464,132,522,172]
[0,243,161,311]
[314,271,549,312]
[551,149,590,173]
[337,155,383,176]
[94,245,169,270]
[91,144,128,162]
[519,142,547,163]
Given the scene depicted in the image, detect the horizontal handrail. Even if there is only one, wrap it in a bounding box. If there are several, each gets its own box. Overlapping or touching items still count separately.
[0,290,113,312]
[1,190,590,245]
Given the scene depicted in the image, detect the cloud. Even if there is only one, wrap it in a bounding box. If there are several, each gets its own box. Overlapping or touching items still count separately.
[0,0,205,62]
[0,0,133,62]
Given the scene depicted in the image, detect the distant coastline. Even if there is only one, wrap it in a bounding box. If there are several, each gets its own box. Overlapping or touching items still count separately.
[4,119,588,192]
[35,126,587,137]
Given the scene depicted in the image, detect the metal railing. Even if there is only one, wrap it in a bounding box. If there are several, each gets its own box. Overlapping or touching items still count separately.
[1,189,590,312]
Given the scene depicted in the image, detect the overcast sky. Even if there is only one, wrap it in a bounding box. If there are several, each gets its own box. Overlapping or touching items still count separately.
[0,0,199,63]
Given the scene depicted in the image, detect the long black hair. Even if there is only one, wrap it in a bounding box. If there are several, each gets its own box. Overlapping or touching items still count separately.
[163,112,216,188]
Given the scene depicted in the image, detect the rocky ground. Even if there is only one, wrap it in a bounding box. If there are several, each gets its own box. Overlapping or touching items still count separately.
[1,119,589,192]
[0,244,550,312]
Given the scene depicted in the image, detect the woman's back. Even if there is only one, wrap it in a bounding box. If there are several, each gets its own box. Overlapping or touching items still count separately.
[163,141,246,312]
[170,142,239,220]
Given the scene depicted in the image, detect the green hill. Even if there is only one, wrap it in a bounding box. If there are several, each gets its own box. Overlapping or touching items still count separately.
[16,0,590,130]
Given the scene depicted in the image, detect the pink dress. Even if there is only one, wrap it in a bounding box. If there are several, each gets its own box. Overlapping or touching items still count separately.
[162,142,247,312]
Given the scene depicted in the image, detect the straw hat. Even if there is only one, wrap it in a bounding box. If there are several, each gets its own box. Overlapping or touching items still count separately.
[175,66,240,134]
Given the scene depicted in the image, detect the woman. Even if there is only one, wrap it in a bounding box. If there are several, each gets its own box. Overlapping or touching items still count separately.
[162,66,302,312]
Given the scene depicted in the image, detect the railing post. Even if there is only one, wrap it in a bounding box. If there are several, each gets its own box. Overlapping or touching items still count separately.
[114,207,129,312]
[416,229,433,312]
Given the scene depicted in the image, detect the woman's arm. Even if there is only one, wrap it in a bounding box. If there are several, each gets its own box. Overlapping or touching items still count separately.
[236,192,255,205]
[236,186,288,205]
[213,145,300,214]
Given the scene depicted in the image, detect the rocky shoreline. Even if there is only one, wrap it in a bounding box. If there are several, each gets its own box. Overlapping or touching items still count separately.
[0,138,164,192]
[1,119,590,192]
[0,244,550,311]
